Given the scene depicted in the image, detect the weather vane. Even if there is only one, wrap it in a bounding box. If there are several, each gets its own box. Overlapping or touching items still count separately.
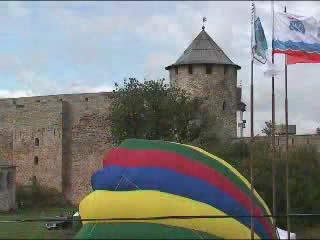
[202,17,207,30]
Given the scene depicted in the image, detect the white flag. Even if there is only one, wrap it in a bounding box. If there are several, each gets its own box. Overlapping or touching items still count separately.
[263,59,283,77]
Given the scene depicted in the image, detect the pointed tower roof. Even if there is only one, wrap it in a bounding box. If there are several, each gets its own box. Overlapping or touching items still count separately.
[165,28,241,70]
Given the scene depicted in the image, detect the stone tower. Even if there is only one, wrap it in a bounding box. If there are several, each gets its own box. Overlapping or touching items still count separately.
[165,27,243,137]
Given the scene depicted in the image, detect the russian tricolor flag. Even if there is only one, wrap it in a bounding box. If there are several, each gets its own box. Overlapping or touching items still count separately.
[273,12,320,65]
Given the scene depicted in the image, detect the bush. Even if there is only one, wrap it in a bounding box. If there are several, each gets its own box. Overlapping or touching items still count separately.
[200,139,320,229]
[16,184,71,209]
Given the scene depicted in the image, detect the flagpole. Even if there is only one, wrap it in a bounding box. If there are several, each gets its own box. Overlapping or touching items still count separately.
[271,1,277,238]
[250,2,255,239]
[284,6,291,240]
[250,57,255,240]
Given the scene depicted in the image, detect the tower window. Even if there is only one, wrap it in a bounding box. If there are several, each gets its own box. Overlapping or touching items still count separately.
[175,66,178,75]
[34,156,39,165]
[35,138,39,146]
[222,101,226,111]
[188,65,193,74]
[206,65,212,74]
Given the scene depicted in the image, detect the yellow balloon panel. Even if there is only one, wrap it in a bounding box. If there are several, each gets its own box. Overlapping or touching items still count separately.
[79,190,260,240]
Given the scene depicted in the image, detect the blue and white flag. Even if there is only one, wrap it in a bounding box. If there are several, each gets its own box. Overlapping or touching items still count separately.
[251,1,282,77]
[251,1,268,64]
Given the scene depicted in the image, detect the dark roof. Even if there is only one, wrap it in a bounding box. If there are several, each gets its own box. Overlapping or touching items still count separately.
[165,28,241,70]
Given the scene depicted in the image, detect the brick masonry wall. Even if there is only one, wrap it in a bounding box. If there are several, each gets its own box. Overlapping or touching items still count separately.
[55,92,113,204]
[169,64,239,137]
[12,126,63,192]
[0,167,16,211]
[0,99,64,192]
[0,129,13,165]
[0,92,114,205]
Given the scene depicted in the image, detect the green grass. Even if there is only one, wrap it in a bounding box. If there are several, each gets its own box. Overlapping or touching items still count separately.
[0,207,80,239]
[1,207,319,239]
[294,224,320,239]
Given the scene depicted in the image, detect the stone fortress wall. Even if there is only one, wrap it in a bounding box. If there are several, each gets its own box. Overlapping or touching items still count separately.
[0,93,113,204]
[237,134,320,152]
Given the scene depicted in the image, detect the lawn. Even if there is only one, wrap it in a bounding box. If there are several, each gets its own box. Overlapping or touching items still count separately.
[0,207,80,239]
[1,207,319,239]
[294,224,320,239]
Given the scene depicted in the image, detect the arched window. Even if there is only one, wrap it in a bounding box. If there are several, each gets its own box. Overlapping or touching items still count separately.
[85,97,89,102]
[34,156,39,165]
[35,138,39,146]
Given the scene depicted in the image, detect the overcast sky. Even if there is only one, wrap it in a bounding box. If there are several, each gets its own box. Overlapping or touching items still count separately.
[0,1,319,136]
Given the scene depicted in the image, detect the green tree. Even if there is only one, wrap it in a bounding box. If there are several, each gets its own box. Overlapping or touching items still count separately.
[110,78,204,144]
[261,120,273,136]
[235,142,320,229]
[110,78,145,142]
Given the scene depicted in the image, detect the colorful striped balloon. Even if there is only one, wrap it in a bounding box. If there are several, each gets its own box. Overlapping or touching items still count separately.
[77,139,275,239]
[78,190,260,239]
[92,165,269,238]
[74,222,219,239]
